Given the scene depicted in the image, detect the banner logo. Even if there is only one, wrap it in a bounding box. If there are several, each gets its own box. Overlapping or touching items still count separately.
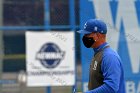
[36,42,65,69]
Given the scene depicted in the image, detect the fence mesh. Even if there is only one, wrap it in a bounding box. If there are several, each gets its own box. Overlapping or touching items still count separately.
[0,0,81,93]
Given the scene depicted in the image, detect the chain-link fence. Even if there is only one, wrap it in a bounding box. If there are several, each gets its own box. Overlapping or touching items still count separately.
[0,0,81,93]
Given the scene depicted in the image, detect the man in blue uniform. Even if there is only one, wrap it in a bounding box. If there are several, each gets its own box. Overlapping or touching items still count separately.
[78,19,126,93]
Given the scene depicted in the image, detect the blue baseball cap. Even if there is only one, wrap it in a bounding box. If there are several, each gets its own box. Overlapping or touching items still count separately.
[78,19,107,34]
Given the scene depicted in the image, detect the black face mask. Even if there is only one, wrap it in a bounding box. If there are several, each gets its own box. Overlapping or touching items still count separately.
[82,35,95,48]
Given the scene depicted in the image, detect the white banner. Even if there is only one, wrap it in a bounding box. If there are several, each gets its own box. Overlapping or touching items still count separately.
[26,31,75,86]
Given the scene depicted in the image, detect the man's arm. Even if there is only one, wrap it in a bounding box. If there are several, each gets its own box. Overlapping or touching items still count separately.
[86,54,122,93]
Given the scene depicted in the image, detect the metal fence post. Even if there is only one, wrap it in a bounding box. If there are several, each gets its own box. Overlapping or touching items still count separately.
[69,0,76,93]
[0,0,3,92]
[69,0,76,31]
[45,0,51,93]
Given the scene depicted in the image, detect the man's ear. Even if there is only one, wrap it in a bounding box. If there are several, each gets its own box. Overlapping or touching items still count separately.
[96,33,106,42]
